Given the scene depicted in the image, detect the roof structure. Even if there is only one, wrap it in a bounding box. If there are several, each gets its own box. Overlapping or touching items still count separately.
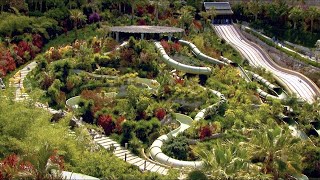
[203,2,234,15]
[110,26,184,34]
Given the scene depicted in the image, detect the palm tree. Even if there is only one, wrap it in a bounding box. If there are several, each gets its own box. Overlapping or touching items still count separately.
[69,9,87,40]
[179,6,195,31]
[246,0,261,21]
[128,0,147,25]
[305,6,320,33]
[196,141,265,179]
[243,126,302,179]
[153,0,170,25]
[288,6,303,29]
[199,8,216,29]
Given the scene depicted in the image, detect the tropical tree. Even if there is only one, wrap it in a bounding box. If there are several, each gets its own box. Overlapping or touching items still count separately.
[129,0,147,25]
[305,6,320,32]
[245,0,261,21]
[179,6,196,31]
[199,7,216,29]
[243,126,303,179]
[288,6,303,29]
[153,0,170,25]
[69,9,87,39]
[196,141,265,179]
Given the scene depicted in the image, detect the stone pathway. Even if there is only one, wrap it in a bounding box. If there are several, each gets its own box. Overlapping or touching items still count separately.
[93,135,169,175]
[14,61,37,101]
[11,61,170,176]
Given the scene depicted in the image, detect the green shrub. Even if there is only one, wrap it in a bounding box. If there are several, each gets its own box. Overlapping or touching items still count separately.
[187,170,208,180]
[162,135,189,160]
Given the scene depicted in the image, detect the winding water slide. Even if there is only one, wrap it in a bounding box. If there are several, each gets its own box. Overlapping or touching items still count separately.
[154,42,212,75]
[178,40,227,66]
[149,88,226,169]
[177,40,288,101]
[213,24,320,103]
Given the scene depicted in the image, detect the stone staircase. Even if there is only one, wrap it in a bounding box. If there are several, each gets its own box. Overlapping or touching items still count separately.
[94,135,169,175]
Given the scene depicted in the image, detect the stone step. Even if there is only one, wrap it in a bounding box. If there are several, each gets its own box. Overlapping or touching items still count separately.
[113,149,129,155]
[157,166,166,174]
[150,165,161,172]
[134,159,146,167]
[162,168,168,175]
[120,155,136,162]
[146,163,157,171]
[114,151,130,157]
[139,161,153,171]
[99,141,119,146]
[127,157,144,165]
[95,138,115,144]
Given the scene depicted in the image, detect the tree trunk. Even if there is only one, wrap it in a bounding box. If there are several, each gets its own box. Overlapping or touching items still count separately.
[311,19,314,33]
[74,22,78,40]
[131,4,134,25]
[293,21,297,29]
[39,0,42,12]
[155,6,159,25]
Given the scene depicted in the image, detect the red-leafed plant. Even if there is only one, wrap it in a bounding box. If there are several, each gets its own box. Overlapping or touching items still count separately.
[172,42,181,53]
[80,90,109,113]
[199,125,212,140]
[193,20,202,31]
[115,116,126,134]
[136,6,146,16]
[137,19,147,25]
[49,150,64,170]
[146,5,155,14]
[32,34,43,49]
[98,114,115,135]
[0,154,35,179]
[155,108,166,120]
[13,41,34,65]
[0,49,16,76]
[160,40,171,54]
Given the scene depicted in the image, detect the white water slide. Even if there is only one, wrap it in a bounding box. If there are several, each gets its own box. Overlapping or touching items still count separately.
[213,24,320,103]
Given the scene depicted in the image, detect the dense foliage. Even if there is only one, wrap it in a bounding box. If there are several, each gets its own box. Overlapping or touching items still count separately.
[1,0,320,179]
[233,1,320,47]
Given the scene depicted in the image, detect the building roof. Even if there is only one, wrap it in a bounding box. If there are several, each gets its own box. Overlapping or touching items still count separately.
[110,26,184,34]
[203,2,233,15]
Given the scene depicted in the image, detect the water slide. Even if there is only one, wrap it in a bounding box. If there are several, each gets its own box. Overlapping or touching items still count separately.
[177,40,287,101]
[149,87,226,169]
[154,42,212,75]
[67,68,226,169]
[178,40,227,66]
[213,24,320,103]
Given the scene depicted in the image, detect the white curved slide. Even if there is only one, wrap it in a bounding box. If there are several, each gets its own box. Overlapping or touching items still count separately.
[154,42,212,75]
[213,24,320,103]
[149,88,226,169]
[178,40,227,66]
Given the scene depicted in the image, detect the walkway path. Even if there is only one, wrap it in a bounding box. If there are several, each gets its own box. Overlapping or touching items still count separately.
[93,135,169,175]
